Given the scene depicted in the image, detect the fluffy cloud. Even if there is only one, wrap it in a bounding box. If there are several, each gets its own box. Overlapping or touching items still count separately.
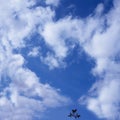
[79,1,120,119]
[41,17,82,68]
[86,78,120,120]
[0,0,70,119]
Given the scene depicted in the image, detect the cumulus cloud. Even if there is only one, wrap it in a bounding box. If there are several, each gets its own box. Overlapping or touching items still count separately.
[0,0,70,119]
[41,17,82,68]
[86,78,120,119]
[78,1,120,119]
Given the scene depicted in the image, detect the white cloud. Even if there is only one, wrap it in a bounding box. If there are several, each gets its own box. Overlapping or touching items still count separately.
[84,78,120,120]
[40,53,60,69]
[40,17,83,68]
[0,0,70,119]
[0,0,55,48]
[0,52,70,120]
[79,0,120,119]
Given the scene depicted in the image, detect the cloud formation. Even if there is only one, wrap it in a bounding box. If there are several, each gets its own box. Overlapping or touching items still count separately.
[80,1,120,119]
[0,0,70,119]
[0,0,120,120]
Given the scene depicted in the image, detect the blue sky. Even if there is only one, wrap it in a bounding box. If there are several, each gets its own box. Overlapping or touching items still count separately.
[0,0,120,120]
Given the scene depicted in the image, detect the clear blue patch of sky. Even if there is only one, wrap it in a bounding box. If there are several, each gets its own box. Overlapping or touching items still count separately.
[54,0,113,20]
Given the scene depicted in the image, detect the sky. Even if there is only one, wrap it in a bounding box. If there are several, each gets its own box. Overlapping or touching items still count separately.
[0,0,120,120]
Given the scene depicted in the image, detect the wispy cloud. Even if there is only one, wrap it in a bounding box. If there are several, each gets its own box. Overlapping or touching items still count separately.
[28,47,40,57]
[45,0,60,6]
